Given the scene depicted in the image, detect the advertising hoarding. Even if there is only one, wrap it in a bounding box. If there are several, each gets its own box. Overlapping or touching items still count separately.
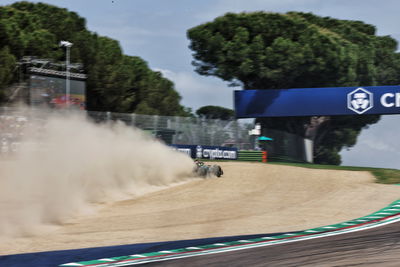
[234,86,400,118]
[171,145,238,160]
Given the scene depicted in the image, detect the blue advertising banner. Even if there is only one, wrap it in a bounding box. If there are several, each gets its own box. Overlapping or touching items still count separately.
[170,145,238,160]
[234,86,400,118]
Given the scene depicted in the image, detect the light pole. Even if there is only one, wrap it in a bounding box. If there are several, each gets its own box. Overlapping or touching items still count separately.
[59,40,73,108]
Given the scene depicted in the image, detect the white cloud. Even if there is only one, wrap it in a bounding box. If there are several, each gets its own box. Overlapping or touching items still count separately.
[340,115,400,169]
[154,68,236,111]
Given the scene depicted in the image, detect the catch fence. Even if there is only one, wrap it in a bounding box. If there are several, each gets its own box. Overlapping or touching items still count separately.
[87,111,254,149]
[0,108,254,155]
[0,107,312,162]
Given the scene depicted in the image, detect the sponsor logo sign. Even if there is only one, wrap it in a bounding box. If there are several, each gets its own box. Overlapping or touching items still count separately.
[234,85,400,118]
[170,145,237,160]
[347,88,373,114]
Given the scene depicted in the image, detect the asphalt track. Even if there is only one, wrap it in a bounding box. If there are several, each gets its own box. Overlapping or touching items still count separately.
[0,232,293,267]
[142,221,400,267]
[3,220,398,266]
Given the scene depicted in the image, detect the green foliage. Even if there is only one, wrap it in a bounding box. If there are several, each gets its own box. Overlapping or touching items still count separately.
[0,1,188,116]
[188,11,400,164]
[196,105,235,120]
[188,11,400,89]
[0,46,16,101]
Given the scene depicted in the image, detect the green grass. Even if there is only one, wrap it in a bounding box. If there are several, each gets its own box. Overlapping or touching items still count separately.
[269,161,400,184]
[203,159,400,184]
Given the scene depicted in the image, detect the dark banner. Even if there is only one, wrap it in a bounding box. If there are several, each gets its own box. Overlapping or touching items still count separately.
[234,86,400,118]
[170,145,237,160]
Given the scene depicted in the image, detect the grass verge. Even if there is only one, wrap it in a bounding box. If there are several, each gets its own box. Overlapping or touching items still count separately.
[269,161,400,184]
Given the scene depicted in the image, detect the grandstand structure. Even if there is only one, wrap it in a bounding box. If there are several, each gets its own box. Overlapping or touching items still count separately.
[6,56,87,109]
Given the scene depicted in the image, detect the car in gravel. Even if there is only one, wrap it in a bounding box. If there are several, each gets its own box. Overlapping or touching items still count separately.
[193,159,224,178]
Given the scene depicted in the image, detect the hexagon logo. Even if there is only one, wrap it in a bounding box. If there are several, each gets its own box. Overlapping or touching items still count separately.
[347,88,373,114]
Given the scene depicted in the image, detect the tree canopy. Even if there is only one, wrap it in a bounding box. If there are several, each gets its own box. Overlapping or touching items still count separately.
[188,11,400,164]
[196,105,235,120]
[0,1,189,116]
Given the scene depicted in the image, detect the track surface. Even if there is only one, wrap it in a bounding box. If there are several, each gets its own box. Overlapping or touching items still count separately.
[2,162,400,255]
[1,162,400,266]
[143,221,400,267]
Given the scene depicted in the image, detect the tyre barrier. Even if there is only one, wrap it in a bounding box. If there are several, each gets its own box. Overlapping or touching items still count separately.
[238,150,267,163]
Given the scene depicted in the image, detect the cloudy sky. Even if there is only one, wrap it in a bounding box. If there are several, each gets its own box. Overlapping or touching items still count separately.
[1,0,400,169]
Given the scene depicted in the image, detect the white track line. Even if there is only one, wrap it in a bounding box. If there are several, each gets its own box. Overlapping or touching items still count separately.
[96,215,400,266]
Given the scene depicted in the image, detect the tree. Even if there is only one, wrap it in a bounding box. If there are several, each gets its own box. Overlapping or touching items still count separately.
[187,11,400,164]
[0,46,16,102]
[0,1,189,116]
[196,105,235,120]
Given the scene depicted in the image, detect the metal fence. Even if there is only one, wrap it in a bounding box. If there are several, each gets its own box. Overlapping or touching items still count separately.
[0,107,312,162]
[0,108,254,155]
[257,128,313,163]
[87,111,254,149]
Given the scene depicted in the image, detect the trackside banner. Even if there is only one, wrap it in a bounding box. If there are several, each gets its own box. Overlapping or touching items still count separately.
[170,145,237,160]
[234,86,400,118]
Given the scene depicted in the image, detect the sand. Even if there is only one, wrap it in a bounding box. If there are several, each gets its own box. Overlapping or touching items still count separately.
[1,162,399,255]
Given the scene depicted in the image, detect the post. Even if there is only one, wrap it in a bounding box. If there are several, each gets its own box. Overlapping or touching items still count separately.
[66,45,70,108]
[59,41,73,108]
[262,151,268,163]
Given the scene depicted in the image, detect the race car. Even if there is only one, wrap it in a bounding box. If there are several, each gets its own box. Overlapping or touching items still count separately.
[193,159,224,178]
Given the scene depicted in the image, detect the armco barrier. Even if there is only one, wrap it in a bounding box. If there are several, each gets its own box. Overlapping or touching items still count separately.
[238,150,267,162]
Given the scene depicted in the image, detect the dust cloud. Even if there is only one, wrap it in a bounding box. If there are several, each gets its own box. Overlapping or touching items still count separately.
[0,110,194,239]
